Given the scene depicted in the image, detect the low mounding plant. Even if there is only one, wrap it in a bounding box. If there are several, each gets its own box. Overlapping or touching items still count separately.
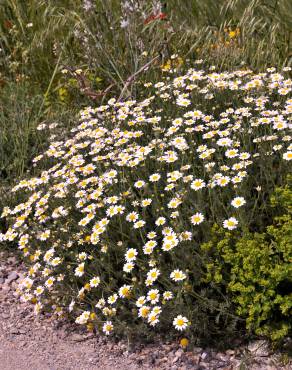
[1,62,291,343]
[202,178,292,341]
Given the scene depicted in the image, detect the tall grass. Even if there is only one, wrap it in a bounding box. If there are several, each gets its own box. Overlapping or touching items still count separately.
[1,0,291,93]
[170,0,292,69]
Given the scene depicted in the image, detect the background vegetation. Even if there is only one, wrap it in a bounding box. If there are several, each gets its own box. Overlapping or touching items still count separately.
[1,0,292,184]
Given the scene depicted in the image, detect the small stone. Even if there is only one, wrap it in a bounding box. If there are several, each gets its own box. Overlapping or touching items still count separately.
[189,354,200,365]
[70,334,86,342]
[5,271,18,285]
[216,352,228,361]
[201,352,208,360]
[1,285,11,292]
[175,349,183,358]
[10,328,20,334]
[193,347,203,354]
[217,361,228,368]
[248,340,270,357]
[7,256,17,265]
[172,356,179,364]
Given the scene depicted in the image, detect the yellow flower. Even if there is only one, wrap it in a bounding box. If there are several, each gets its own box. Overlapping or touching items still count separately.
[161,60,171,71]
[87,323,94,332]
[229,30,236,38]
[90,312,97,320]
[180,338,189,348]
[84,235,91,242]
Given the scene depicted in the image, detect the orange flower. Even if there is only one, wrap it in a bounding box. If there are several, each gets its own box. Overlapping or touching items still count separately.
[144,12,167,25]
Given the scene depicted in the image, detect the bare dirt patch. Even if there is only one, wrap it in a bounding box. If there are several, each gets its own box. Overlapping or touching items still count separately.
[0,251,290,370]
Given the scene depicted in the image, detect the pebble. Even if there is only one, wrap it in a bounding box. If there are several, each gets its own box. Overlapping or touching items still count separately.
[4,271,18,285]
[172,356,180,364]
[174,349,184,358]
[248,340,270,357]
[201,352,208,360]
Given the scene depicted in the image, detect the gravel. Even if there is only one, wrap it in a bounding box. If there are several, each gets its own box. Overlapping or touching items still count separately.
[0,251,290,370]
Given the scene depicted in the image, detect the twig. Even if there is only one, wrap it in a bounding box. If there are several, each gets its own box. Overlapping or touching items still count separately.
[64,55,160,103]
[117,55,160,102]
[62,65,115,100]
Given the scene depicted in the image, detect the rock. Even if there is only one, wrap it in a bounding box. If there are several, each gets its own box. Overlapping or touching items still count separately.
[201,352,208,360]
[188,354,200,365]
[68,333,94,342]
[215,352,228,361]
[193,346,203,354]
[7,256,17,265]
[5,271,18,285]
[175,349,184,358]
[69,333,87,342]
[172,356,180,364]
[217,361,228,368]
[1,284,11,292]
[248,340,270,357]
[10,328,20,334]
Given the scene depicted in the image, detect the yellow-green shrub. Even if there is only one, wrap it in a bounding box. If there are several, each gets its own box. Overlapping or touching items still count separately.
[203,179,292,341]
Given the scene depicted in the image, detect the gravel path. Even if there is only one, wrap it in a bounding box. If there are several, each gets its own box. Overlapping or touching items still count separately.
[0,252,291,370]
[0,254,143,370]
[0,285,142,370]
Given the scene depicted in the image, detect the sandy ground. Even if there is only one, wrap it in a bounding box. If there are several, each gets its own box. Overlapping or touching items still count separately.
[0,252,290,370]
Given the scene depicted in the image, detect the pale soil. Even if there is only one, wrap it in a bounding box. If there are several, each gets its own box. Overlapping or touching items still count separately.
[0,286,144,370]
[0,252,291,370]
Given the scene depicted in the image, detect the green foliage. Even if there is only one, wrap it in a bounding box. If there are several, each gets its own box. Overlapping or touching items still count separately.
[0,82,44,180]
[203,180,292,341]
[0,79,79,224]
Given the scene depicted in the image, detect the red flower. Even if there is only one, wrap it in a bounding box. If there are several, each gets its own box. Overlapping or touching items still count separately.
[4,20,13,29]
[144,12,167,25]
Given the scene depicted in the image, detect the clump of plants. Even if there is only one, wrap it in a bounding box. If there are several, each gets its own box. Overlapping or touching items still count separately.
[1,63,291,343]
[203,177,292,341]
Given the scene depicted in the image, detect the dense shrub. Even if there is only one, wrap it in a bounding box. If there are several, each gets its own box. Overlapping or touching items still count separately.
[203,178,292,341]
[1,63,291,343]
